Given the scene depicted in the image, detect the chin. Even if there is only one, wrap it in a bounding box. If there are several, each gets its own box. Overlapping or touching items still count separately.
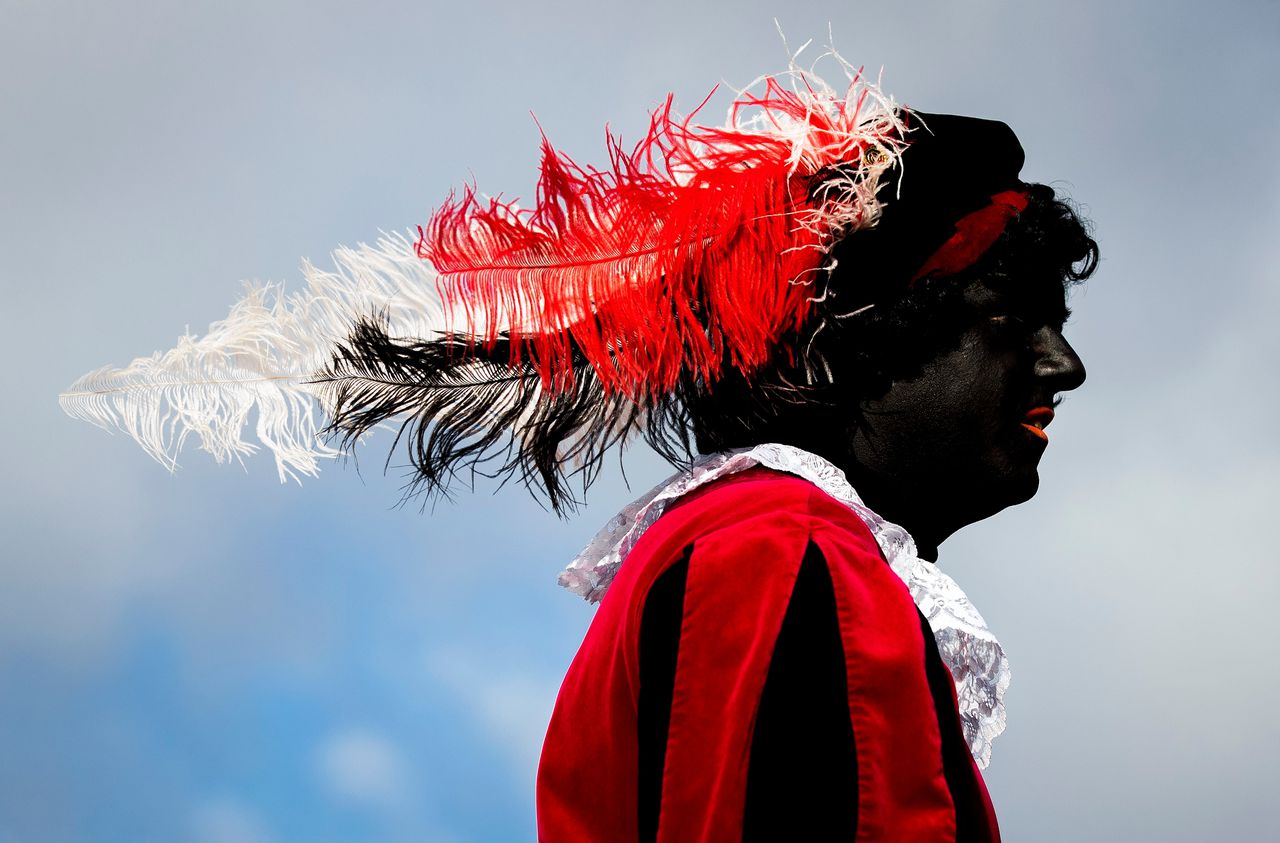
[1004,469,1041,506]
[949,469,1040,528]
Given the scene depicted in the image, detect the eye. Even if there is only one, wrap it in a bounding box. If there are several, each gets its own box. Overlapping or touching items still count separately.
[988,314,1030,332]
[987,314,1038,351]
[990,311,1071,336]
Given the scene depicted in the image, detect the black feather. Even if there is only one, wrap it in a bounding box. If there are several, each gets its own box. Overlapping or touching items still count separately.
[312,316,686,514]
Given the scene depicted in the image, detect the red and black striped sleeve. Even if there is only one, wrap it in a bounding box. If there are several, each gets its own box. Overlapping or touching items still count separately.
[638,540,857,840]
[637,537,997,842]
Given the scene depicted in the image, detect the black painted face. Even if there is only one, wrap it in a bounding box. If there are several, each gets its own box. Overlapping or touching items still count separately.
[847,273,1086,541]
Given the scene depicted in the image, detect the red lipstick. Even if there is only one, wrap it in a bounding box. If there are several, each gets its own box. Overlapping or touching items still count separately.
[1022,407,1055,442]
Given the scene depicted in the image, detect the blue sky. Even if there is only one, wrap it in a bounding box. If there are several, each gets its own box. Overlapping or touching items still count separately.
[3,1,1278,840]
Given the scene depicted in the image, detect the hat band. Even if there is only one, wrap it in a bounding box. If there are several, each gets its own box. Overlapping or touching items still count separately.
[910,189,1030,283]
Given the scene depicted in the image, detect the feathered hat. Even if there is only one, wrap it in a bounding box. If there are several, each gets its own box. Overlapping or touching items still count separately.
[59,49,1029,508]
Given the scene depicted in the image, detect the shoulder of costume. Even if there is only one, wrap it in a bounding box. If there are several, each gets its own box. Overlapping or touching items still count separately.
[634,466,882,563]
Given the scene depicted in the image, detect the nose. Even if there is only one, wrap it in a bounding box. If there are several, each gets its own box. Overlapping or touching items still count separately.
[1034,328,1086,392]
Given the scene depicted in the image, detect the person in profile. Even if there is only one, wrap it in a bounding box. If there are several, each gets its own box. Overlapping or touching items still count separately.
[62,51,1096,842]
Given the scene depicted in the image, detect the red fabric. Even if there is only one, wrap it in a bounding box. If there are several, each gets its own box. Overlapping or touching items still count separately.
[537,469,1000,842]
[911,189,1030,283]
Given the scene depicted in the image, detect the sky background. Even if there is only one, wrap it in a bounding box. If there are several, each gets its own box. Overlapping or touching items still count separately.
[3,1,1278,840]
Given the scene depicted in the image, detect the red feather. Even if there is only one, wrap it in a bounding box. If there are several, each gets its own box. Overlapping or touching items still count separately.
[417,67,906,401]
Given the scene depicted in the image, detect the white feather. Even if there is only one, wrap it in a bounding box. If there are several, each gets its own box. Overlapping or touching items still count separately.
[59,232,449,482]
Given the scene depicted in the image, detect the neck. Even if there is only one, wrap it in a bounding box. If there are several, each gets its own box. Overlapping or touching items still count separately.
[774,436,958,562]
[840,460,950,562]
[743,437,976,561]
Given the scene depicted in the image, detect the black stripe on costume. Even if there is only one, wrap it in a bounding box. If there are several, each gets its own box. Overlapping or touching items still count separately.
[918,611,996,842]
[637,547,691,843]
[636,542,858,841]
[743,540,858,841]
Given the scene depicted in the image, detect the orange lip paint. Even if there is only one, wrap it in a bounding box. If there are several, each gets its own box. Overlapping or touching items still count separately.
[1021,407,1054,442]
[1021,423,1049,442]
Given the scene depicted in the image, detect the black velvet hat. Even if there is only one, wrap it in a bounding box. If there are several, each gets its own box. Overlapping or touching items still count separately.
[830,109,1029,303]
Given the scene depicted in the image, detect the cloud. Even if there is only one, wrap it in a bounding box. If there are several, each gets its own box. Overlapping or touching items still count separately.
[314,727,412,811]
[190,798,277,843]
[426,647,560,791]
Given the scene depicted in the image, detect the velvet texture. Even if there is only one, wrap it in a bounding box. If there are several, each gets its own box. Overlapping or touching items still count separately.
[536,469,1000,842]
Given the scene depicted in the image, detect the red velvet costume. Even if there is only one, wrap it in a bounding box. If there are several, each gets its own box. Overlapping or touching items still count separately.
[538,469,1000,842]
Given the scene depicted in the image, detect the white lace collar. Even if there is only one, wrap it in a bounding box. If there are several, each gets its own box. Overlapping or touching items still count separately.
[559,443,1010,769]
